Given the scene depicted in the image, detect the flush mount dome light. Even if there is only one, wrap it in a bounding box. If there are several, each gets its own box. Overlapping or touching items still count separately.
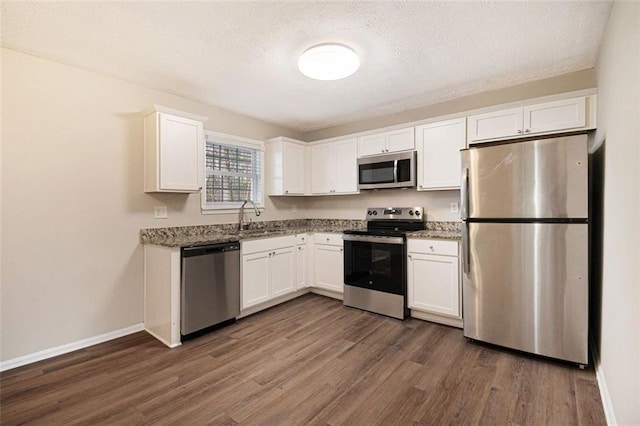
[298,43,360,81]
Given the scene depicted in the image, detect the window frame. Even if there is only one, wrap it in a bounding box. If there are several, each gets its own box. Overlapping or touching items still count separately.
[200,130,265,214]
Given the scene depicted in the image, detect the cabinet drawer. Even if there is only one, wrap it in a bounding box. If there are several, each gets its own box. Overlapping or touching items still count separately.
[407,239,458,256]
[295,233,309,245]
[313,233,343,246]
[242,235,296,255]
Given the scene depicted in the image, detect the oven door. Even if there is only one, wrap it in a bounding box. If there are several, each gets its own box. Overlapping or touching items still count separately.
[343,234,406,295]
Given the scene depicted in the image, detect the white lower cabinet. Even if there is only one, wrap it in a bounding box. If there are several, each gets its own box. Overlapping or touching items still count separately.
[407,239,461,319]
[295,234,311,290]
[241,236,296,310]
[312,233,344,293]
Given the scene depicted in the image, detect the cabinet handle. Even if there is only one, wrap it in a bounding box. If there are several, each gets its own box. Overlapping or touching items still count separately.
[340,248,343,252]
[517,129,523,134]
[385,149,389,152]
[326,238,330,242]
[285,190,289,194]
[381,149,385,153]
[429,245,434,251]
[524,129,530,133]
[301,237,305,242]
[298,247,302,251]
[408,254,412,259]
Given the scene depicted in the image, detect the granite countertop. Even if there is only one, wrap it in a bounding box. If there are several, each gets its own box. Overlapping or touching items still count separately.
[407,222,462,241]
[140,219,461,247]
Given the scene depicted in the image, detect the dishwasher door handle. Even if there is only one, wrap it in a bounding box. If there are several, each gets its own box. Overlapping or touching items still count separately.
[182,242,240,257]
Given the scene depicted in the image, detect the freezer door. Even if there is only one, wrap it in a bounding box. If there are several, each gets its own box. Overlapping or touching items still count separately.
[460,134,588,219]
[462,222,588,364]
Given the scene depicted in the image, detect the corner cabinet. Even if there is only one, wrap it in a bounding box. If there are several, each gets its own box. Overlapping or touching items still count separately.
[241,236,296,310]
[407,239,461,327]
[467,96,596,144]
[266,137,308,196]
[143,106,207,193]
[358,127,414,157]
[312,233,344,293]
[416,118,466,190]
[295,234,311,290]
[311,138,358,195]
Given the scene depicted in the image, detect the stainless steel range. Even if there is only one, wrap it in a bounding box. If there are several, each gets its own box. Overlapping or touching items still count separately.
[343,207,426,320]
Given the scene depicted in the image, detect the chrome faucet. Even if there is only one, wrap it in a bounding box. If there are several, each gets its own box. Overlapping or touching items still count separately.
[238,199,261,230]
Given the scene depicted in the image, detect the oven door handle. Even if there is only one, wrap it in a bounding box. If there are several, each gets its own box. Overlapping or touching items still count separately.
[342,234,405,245]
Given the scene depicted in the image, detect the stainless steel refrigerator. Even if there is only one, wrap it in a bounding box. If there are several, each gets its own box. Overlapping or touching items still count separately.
[460,134,589,365]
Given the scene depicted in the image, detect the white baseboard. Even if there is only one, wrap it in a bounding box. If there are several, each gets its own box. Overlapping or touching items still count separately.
[0,323,145,372]
[410,310,463,328]
[590,339,617,425]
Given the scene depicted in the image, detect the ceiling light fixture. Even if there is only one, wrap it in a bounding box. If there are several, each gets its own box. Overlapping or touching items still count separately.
[298,43,360,81]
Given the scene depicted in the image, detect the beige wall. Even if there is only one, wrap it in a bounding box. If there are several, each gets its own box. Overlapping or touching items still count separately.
[592,2,640,424]
[0,48,304,362]
[303,69,596,142]
[306,190,459,222]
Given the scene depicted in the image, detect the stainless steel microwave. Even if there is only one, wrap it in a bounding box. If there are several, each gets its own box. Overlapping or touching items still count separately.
[357,151,417,190]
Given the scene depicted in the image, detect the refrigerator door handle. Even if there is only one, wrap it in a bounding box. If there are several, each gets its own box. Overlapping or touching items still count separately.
[462,221,470,274]
[461,167,469,220]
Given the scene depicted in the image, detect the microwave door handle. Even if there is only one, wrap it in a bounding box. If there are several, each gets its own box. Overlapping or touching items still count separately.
[393,159,398,183]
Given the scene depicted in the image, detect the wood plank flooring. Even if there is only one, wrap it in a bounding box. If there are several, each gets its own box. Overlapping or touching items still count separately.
[1,294,606,425]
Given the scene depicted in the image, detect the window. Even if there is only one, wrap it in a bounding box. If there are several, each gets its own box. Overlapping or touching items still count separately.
[201,131,264,212]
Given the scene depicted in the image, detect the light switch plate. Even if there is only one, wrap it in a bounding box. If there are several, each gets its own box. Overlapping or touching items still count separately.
[292,204,297,213]
[450,202,459,214]
[154,206,168,219]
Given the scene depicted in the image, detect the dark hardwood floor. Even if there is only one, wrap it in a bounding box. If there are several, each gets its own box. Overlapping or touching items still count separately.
[1,294,606,425]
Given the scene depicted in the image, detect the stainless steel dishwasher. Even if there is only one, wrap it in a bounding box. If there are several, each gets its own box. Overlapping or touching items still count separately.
[181,241,240,339]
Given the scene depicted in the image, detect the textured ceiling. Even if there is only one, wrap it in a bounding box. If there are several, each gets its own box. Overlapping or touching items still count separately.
[1,1,612,133]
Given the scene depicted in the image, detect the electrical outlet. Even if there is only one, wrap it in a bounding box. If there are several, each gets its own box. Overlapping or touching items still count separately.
[292,204,297,213]
[154,206,168,219]
[450,202,459,214]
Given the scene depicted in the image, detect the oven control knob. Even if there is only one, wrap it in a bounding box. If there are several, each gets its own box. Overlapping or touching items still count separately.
[367,210,372,215]
[415,210,421,216]
[409,210,414,216]
[373,211,377,215]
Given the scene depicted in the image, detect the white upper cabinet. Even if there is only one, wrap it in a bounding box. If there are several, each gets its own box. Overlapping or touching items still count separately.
[467,96,592,144]
[267,137,307,196]
[358,127,414,157]
[416,118,466,191]
[524,97,587,134]
[144,106,207,193]
[333,138,359,194]
[311,138,358,195]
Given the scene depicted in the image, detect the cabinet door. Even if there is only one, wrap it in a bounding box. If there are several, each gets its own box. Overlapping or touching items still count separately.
[386,127,415,153]
[311,143,334,194]
[283,143,306,195]
[358,133,387,156]
[333,138,358,194]
[524,97,586,135]
[408,252,460,317]
[158,113,202,191]
[242,251,270,309]
[296,244,308,289]
[416,118,466,190]
[270,247,296,298]
[468,107,523,142]
[313,244,344,293]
